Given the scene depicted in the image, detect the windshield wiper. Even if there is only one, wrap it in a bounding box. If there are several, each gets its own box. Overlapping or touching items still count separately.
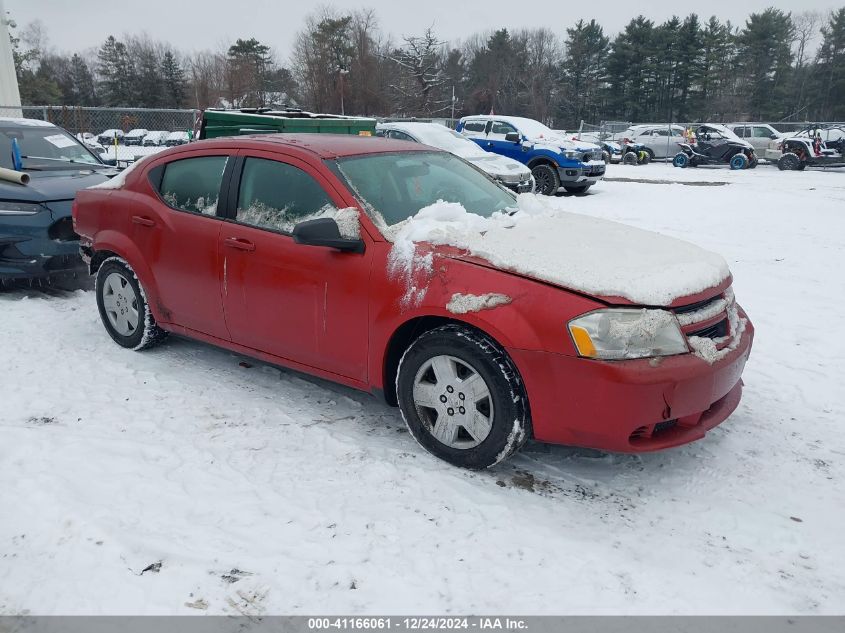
[21,155,88,164]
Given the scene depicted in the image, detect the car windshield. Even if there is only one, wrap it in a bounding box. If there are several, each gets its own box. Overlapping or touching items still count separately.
[510,118,555,139]
[335,151,517,228]
[0,125,101,169]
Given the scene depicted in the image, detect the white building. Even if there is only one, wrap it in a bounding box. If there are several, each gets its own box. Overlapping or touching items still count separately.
[0,0,23,116]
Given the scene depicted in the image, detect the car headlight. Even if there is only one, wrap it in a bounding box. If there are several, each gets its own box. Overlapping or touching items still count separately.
[564,150,578,159]
[568,308,688,360]
[0,202,44,216]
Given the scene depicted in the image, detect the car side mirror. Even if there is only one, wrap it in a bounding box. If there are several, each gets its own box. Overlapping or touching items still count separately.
[504,132,520,143]
[292,218,364,253]
[770,134,778,139]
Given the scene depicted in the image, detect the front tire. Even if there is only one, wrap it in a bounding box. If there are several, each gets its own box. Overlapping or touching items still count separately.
[563,184,590,194]
[673,152,689,168]
[96,257,167,350]
[778,153,801,171]
[396,325,529,469]
[729,153,748,170]
[530,163,560,195]
[622,151,638,166]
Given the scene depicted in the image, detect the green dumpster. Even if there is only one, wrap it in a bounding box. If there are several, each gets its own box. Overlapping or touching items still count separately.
[199,108,377,139]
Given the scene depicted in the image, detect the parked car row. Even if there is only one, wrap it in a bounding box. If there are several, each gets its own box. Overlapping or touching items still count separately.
[95,129,190,147]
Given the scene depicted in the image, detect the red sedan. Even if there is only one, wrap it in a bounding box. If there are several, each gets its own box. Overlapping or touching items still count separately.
[73,134,753,469]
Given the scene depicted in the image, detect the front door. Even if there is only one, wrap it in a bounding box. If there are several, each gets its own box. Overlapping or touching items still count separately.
[220,152,371,382]
[486,120,524,162]
[133,152,232,340]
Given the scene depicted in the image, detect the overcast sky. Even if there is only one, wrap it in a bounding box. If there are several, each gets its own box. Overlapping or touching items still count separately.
[8,0,840,58]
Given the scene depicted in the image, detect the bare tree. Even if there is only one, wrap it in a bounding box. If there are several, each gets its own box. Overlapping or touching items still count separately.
[387,26,448,116]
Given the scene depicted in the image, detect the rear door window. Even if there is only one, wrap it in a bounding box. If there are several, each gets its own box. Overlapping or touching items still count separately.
[159,156,228,215]
[235,157,335,234]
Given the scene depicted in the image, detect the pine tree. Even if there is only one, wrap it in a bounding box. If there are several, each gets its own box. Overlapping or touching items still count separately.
[70,54,97,105]
[561,19,610,128]
[160,51,186,108]
[97,36,134,106]
[814,8,845,120]
[736,9,795,119]
[227,37,275,107]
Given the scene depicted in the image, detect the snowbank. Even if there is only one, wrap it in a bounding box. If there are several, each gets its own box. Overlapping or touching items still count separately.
[385,196,730,306]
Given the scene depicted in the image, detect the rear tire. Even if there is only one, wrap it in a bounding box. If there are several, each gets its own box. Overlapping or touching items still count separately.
[396,325,529,469]
[601,150,611,164]
[644,148,655,163]
[96,257,167,351]
[530,163,560,196]
[622,151,638,166]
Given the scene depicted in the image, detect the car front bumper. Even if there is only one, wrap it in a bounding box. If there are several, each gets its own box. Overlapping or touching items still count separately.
[557,161,606,184]
[0,202,84,280]
[508,309,754,452]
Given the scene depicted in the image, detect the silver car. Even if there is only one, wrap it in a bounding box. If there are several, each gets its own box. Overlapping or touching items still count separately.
[619,124,687,160]
[726,123,783,158]
[376,122,534,193]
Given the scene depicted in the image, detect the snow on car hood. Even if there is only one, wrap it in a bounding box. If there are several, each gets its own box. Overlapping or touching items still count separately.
[385,196,730,307]
[526,132,601,154]
[465,153,530,178]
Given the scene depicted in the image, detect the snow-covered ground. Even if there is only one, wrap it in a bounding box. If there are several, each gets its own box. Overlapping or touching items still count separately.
[2,162,844,615]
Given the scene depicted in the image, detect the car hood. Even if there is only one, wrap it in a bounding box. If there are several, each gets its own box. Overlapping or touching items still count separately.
[464,153,530,178]
[0,169,113,203]
[526,133,601,154]
[388,200,731,307]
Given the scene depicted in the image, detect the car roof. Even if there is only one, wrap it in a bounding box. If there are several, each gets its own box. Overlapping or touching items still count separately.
[187,133,431,158]
[460,114,540,127]
[0,117,56,128]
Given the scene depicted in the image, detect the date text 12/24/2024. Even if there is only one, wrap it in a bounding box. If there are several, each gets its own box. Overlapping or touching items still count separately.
[308,618,528,630]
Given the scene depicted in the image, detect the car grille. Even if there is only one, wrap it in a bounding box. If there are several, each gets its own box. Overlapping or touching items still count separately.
[689,319,729,340]
[581,151,601,162]
[586,164,606,176]
[673,289,734,342]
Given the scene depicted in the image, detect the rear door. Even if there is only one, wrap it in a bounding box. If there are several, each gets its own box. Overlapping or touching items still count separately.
[219,151,371,381]
[135,151,233,340]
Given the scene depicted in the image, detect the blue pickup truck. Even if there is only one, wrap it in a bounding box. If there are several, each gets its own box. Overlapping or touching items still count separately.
[456,115,605,195]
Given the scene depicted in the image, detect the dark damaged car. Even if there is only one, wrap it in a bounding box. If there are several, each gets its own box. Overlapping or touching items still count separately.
[0,118,114,281]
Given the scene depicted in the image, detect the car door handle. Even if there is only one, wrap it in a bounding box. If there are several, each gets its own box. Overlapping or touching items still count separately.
[131,215,155,227]
[224,237,255,252]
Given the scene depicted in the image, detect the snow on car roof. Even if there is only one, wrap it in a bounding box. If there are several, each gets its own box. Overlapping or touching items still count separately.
[0,117,55,127]
[192,133,430,159]
[379,122,489,157]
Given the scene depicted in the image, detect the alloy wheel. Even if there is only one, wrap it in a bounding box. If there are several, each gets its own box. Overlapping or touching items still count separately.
[102,272,140,336]
[412,354,494,449]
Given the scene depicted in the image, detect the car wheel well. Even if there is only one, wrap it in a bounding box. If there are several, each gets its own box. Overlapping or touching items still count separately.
[382,316,504,407]
[89,249,119,274]
[526,157,556,170]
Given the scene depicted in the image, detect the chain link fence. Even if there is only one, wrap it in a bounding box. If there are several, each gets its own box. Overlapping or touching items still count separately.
[0,105,199,137]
